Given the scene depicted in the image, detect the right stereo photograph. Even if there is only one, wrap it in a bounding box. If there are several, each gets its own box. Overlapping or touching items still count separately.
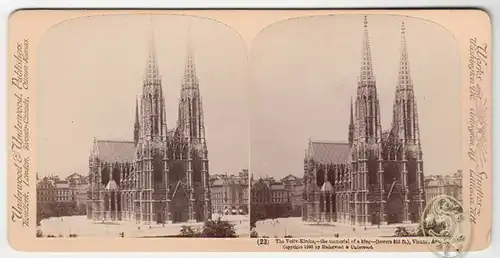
[249,14,461,239]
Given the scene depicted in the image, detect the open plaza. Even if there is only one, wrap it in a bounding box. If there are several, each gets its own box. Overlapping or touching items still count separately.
[255,217,419,238]
[38,214,249,238]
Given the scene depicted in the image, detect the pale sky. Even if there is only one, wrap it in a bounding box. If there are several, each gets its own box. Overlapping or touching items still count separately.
[37,15,249,178]
[249,15,461,179]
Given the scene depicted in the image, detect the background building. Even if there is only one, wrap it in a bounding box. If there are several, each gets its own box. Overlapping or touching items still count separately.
[281,174,304,216]
[36,173,88,224]
[210,169,249,215]
[424,170,462,204]
[250,174,304,225]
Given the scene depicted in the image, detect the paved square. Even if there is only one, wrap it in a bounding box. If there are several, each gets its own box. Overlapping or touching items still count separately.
[255,217,418,238]
[38,214,250,238]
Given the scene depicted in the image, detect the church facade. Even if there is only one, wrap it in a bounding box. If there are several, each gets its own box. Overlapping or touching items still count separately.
[86,36,211,224]
[302,17,425,227]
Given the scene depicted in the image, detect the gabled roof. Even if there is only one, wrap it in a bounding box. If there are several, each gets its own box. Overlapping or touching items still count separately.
[92,139,136,163]
[167,128,175,138]
[307,141,350,165]
[172,181,189,200]
[67,173,83,179]
[321,181,333,192]
[282,174,298,182]
[105,179,119,191]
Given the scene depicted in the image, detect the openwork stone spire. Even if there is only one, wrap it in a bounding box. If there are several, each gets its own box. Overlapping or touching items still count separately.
[139,16,167,142]
[181,24,199,91]
[134,97,140,145]
[397,22,413,90]
[392,21,421,145]
[177,24,206,142]
[348,97,355,146]
[354,15,382,141]
[359,16,375,84]
[143,16,161,92]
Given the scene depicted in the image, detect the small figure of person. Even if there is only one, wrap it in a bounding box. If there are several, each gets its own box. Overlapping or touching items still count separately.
[364,227,367,231]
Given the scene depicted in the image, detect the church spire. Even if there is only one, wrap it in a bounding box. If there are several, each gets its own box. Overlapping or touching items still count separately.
[391,22,421,146]
[177,25,206,144]
[181,23,198,91]
[397,22,412,90]
[139,16,167,143]
[354,15,382,141]
[134,97,140,145]
[143,16,161,91]
[359,15,375,85]
[348,97,354,146]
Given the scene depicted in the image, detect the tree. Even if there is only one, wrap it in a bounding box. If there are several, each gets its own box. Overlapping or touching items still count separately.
[280,203,293,218]
[179,225,201,237]
[393,227,410,237]
[177,217,238,238]
[250,204,266,228]
[266,204,278,219]
[202,217,238,238]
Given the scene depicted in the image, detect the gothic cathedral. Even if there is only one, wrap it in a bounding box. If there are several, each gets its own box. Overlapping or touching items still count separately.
[302,16,425,226]
[87,33,211,224]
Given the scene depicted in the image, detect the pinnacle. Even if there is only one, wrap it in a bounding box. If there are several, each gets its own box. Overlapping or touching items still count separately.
[143,17,161,87]
[359,16,375,85]
[181,39,199,91]
[397,21,412,90]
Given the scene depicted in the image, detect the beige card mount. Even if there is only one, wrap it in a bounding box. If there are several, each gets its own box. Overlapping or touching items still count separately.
[7,9,492,254]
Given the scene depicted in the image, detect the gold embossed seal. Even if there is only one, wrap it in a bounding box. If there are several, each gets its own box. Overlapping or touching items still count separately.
[420,195,472,258]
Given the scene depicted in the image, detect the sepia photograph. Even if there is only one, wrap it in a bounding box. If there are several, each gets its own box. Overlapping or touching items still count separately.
[35,14,250,238]
[249,14,462,239]
[7,9,491,252]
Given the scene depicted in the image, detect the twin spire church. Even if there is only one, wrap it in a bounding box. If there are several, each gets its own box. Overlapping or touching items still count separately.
[87,28,211,224]
[302,17,425,226]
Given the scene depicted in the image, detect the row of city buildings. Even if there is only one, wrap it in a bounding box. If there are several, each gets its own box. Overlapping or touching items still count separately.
[36,173,89,222]
[251,174,304,218]
[36,170,249,222]
[249,170,462,221]
[36,169,460,224]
